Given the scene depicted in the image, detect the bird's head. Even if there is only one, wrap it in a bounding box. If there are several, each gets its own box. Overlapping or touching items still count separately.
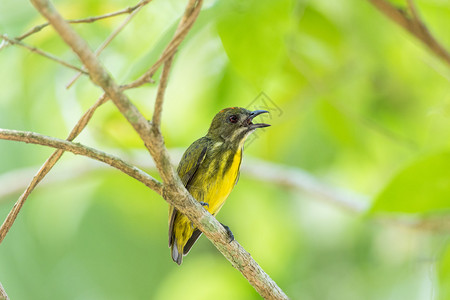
[207,107,270,142]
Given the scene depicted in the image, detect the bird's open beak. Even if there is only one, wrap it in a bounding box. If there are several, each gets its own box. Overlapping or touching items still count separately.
[245,110,271,129]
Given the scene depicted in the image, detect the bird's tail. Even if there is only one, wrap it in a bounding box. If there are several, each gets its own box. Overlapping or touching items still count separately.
[171,239,183,265]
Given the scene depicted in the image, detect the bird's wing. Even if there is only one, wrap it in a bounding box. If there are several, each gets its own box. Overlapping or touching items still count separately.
[168,137,209,247]
[178,139,209,188]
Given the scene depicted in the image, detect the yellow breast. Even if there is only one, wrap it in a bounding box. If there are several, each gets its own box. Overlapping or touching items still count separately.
[207,148,242,215]
[188,147,242,216]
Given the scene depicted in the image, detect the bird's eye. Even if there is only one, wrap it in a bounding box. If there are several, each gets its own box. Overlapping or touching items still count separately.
[228,115,238,123]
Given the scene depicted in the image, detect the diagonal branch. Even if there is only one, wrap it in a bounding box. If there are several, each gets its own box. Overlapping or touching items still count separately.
[28,0,288,298]
[0,129,162,193]
[0,94,107,244]
[368,0,450,66]
[0,34,87,74]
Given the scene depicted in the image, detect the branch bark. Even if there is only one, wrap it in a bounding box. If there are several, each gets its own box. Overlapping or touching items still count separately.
[27,0,288,298]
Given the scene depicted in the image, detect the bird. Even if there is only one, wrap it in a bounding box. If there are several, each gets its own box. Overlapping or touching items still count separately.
[168,107,270,265]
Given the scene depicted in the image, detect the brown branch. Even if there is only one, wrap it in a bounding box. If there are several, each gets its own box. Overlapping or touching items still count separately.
[0,34,88,74]
[368,0,450,66]
[28,0,288,298]
[0,129,162,193]
[15,0,152,41]
[152,54,174,130]
[0,282,8,300]
[0,94,108,244]
[66,0,153,89]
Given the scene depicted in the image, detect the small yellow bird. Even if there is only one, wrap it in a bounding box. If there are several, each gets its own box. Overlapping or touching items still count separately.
[168,107,270,264]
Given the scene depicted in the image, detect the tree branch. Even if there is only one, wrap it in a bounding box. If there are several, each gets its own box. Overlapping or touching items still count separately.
[0,129,162,194]
[152,54,174,130]
[0,34,88,74]
[368,0,450,66]
[122,0,202,89]
[28,0,288,298]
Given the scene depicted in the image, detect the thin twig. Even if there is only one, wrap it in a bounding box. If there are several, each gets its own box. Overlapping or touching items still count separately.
[15,0,152,41]
[368,0,450,66]
[152,54,174,130]
[0,94,108,244]
[0,34,87,74]
[122,0,202,90]
[29,0,288,298]
[66,0,153,89]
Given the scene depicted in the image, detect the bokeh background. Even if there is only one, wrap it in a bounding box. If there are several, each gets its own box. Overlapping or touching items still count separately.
[1,0,450,299]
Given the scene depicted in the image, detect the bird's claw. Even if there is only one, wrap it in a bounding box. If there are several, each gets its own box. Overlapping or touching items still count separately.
[199,201,209,208]
[220,223,234,242]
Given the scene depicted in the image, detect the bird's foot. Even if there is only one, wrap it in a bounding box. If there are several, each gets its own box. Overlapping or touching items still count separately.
[220,223,234,242]
[199,201,209,208]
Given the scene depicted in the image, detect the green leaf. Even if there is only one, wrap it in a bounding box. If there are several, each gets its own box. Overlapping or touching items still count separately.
[370,151,450,214]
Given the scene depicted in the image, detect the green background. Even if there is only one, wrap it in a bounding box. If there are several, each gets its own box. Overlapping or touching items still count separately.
[1,0,450,299]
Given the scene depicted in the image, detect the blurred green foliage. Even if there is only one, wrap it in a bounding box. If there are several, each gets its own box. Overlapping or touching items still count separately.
[1,0,450,299]
[371,151,450,214]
